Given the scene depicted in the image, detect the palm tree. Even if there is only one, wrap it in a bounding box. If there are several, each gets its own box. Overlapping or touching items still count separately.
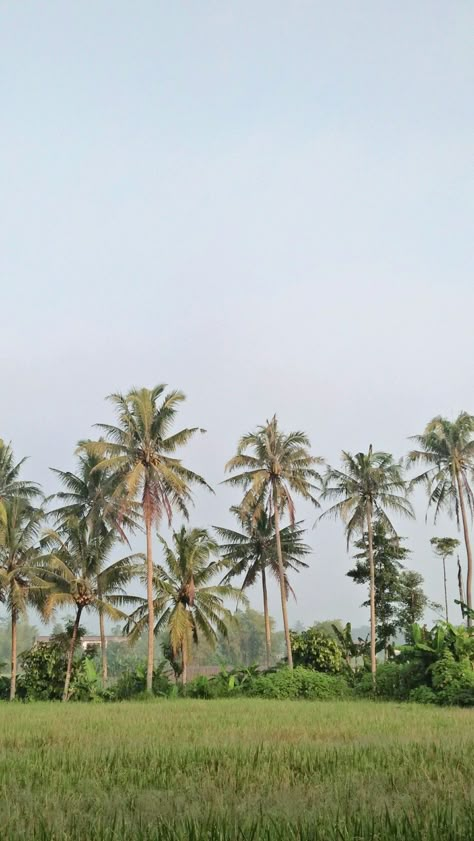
[0,440,40,527]
[430,537,460,623]
[82,386,210,693]
[216,509,311,667]
[126,526,241,684]
[408,413,474,623]
[321,447,414,686]
[49,450,139,685]
[0,498,46,699]
[41,516,140,700]
[224,416,322,668]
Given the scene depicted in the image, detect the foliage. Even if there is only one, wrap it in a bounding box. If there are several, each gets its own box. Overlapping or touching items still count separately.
[349,521,409,650]
[17,624,96,701]
[108,661,172,700]
[245,667,349,699]
[396,570,430,641]
[215,608,284,667]
[290,627,345,674]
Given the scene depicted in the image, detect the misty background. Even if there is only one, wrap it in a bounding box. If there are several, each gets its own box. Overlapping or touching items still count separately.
[1,2,473,632]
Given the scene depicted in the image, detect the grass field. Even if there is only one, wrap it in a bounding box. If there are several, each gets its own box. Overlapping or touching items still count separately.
[1,699,473,840]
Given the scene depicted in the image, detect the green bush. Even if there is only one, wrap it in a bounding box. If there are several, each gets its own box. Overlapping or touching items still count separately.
[0,675,10,700]
[108,662,172,700]
[290,628,345,674]
[355,662,425,701]
[431,653,474,706]
[408,686,436,704]
[245,667,349,699]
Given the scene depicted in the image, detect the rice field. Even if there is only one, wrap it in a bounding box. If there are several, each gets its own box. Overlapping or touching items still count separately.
[1,699,473,840]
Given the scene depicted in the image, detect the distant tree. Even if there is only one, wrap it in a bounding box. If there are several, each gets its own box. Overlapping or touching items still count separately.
[216,608,284,667]
[83,386,210,692]
[396,570,429,641]
[311,620,343,639]
[430,537,460,623]
[348,521,409,657]
[225,416,323,668]
[321,447,414,686]
[408,413,474,623]
[217,509,310,667]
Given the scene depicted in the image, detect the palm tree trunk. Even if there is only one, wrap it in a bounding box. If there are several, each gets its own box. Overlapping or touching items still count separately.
[98,601,108,687]
[273,483,293,670]
[144,497,155,694]
[63,606,82,702]
[181,635,188,686]
[366,501,377,688]
[443,557,449,623]
[10,608,17,701]
[456,471,473,626]
[457,555,465,619]
[261,567,271,668]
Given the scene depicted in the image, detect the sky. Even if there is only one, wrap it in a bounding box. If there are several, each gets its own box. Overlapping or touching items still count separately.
[1,2,473,631]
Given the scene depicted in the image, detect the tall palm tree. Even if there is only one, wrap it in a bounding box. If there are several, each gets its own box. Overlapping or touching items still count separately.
[126,527,241,684]
[82,386,210,693]
[408,413,474,623]
[216,509,311,667]
[41,516,140,700]
[0,498,46,699]
[224,416,322,669]
[430,537,460,623]
[321,447,414,686]
[49,450,139,684]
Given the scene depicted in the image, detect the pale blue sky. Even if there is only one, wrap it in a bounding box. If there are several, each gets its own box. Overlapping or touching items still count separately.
[1,2,473,628]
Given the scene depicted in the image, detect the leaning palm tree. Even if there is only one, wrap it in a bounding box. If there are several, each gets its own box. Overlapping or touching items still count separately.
[0,498,46,699]
[216,509,311,667]
[224,416,323,668]
[41,516,140,701]
[321,447,414,686]
[49,450,140,684]
[126,526,241,684]
[430,537,460,623]
[408,413,474,623]
[82,386,210,693]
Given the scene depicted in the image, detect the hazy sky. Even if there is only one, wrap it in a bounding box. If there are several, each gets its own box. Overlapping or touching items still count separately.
[1,2,473,629]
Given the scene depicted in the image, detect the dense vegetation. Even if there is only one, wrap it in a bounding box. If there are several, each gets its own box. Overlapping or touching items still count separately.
[1,700,473,841]
[1,386,474,706]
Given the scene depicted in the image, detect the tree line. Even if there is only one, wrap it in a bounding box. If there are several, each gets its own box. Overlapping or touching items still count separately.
[1,385,473,700]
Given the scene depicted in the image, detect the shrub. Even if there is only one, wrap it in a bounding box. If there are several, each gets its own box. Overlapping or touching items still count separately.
[245,667,349,699]
[108,661,172,700]
[290,628,345,674]
[408,686,436,704]
[431,653,474,706]
[355,662,425,701]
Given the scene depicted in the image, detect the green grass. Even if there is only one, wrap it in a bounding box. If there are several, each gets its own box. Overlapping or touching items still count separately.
[1,699,473,840]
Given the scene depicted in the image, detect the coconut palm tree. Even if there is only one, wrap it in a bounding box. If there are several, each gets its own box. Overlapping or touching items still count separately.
[0,498,46,699]
[216,509,311,667]
[126,526,241,684]
[0,440,41,527]
[321,447,414,686]
[430,537,460,623]
[41,516,140,700]
[408,413,474,623]
[224,416,323,669]
[49,450,140,685]
[82,386,210,692]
